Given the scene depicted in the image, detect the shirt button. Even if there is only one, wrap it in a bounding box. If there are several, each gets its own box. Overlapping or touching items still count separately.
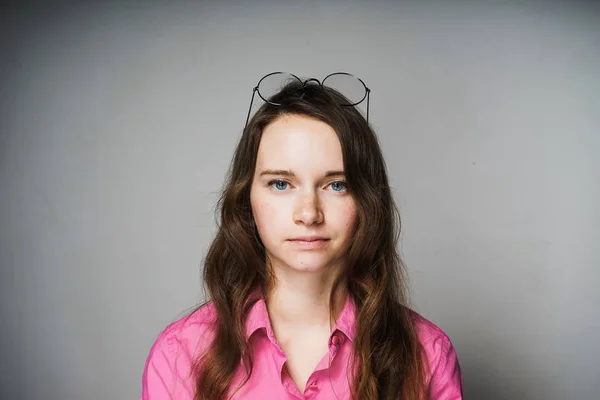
[331,335,343,346]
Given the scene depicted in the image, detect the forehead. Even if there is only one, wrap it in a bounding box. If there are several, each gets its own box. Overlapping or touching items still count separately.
[255,114,344,173]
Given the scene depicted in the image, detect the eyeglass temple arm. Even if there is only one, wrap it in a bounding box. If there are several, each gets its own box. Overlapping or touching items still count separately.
[245,87,258,128]
[366,88,370,123]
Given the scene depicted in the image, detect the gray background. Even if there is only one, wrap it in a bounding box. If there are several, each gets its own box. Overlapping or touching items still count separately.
[1,1,599,399]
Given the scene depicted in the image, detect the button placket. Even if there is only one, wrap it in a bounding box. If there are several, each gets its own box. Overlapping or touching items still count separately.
[328,332,344,358]
[303,375,319,398]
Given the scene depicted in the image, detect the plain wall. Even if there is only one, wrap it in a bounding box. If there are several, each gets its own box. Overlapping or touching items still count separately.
[1,1,598,399]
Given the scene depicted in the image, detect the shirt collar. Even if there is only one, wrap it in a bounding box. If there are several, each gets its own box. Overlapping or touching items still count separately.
[332,294,357,342]
[245,297,271,339]
[244,292,358,342]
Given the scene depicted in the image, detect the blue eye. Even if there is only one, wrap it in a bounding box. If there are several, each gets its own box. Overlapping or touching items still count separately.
[329,181,347,192]
[269,180,289,191]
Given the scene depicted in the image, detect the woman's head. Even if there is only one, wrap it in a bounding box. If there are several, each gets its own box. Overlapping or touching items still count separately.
[221,79,398,295]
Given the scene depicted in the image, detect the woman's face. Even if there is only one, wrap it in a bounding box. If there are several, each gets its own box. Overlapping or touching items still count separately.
[250,114,358,276]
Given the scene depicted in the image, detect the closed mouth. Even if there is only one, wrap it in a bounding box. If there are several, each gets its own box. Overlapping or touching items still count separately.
[288,237,329,242]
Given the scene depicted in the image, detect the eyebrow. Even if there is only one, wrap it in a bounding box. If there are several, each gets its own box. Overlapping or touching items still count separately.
[259,169,346,178]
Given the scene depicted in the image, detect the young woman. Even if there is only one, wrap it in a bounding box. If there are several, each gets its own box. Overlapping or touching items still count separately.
[141,73,463,399]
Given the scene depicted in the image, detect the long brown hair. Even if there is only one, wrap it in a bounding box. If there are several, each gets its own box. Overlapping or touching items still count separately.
[193,81,428,399]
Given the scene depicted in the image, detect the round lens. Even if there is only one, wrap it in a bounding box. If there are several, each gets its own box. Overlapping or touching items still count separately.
[322,73,367,106]
[257,72,302,104]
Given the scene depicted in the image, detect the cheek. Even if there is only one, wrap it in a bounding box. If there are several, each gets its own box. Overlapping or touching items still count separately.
[252,201,278,235]
[335,201,358,234]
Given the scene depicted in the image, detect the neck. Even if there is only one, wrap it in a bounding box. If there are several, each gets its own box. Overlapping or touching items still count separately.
[265,266,347,330]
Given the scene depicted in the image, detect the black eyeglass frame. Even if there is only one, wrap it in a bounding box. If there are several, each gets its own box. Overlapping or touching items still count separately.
[244,71,371,128]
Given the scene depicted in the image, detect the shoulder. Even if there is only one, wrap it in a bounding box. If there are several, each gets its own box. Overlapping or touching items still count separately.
[409,309,452,349]
[149,301,218,359]
[141,302,218,399]
[408,309,464,398]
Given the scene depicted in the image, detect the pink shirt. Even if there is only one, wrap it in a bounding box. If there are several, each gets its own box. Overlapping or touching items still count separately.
[141,296,463,399]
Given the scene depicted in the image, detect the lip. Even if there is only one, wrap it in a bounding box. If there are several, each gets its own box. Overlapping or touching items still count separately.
[287,236,330,249]
[289,236,329,242]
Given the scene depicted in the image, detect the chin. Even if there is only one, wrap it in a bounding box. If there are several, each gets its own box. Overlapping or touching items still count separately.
[282,255,341,273]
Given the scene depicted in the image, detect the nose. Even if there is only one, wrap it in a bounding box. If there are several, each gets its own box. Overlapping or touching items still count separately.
[293,191,324,226]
